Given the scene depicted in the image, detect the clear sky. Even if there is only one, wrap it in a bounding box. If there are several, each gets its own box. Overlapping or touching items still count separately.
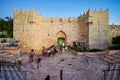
[1,0,120,25]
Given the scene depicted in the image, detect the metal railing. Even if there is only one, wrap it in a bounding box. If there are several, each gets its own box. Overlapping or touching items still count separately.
[103,63,120,80]
[103,69,120,80]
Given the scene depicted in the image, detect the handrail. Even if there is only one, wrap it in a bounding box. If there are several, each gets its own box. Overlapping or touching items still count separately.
[103,68,120,80]
[103,69,120,71]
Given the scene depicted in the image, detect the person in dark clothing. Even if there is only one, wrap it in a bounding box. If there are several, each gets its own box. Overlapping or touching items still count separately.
[42,46,46,56]
[29,49,34,63]
[29,54,34,63]
[47,49,51,57]
[37,57,41,68]
[45,75,50,80]
[17,56,22,71]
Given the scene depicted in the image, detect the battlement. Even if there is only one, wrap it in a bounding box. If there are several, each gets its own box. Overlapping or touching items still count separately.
[109,24,120,29]
[49,17,77,23]
[93,9,108,13]
[14,9,78,23]
[110,23,120,27]
[14,9,40,15]
[14,9,109,24]
[87,8,109,14]
[78,9,109,24]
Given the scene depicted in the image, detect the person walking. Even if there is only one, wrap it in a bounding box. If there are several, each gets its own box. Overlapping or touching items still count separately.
[16,47,22,71]
[36,56,41,68]
[29,49,34,63]
[16,47,21,57]
[29,54,34,63]
[45,75,50,80]
[28,49,36,68]
[17,56,23,71]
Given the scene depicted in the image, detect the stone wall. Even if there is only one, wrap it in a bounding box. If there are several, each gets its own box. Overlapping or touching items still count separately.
[109,24,120,45]
[87,9,109,49]
[0,38,13,42]
[78,12,89,43]
[13,9,120,52]
[14,9,80,51]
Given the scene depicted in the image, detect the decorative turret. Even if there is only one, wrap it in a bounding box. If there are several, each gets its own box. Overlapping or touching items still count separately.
[87,9,93,24]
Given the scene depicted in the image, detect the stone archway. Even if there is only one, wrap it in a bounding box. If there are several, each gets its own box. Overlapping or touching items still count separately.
[56,31,67,46]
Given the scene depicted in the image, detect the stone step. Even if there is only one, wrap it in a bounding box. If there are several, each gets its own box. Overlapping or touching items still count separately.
[13,66,25,80]
[91,65,104,80]
[0,50,6,53]
[3,66,13,80]
[94,65,106,80]
[0,65,5,80]
[112,64,120,80]
[9,66,20,80]
[85,63,100,78]
[7,67,13,80]
[1,53,16,64]
[111,54,120,59]
[21,66,37,80]
[106,65,116,80]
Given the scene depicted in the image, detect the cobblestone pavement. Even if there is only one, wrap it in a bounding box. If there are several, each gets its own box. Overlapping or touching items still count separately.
[21,50,108,80]
[1,49,120,80]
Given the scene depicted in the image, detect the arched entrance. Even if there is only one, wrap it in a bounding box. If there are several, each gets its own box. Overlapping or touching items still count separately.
[56,31,67,46]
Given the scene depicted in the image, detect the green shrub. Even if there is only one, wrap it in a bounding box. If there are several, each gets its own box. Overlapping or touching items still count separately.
[72,45,81,52]
[112,36,120,46]
[0,34,6,38]
[111,36,120,50]
[109,46,120,50]
[90,48,103,52]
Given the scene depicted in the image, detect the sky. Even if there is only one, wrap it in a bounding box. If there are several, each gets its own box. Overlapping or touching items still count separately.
[0,0,120,25]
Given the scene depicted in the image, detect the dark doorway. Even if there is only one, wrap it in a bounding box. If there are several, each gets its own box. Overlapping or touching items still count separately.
[57,37,65,46]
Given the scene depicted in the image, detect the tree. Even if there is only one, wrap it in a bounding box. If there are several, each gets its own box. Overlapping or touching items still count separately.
[112,36,120,46]
[0,17,13,38]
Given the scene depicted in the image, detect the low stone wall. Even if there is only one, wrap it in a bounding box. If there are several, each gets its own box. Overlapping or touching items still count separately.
[0,38,14,48]
[0,38,13,42]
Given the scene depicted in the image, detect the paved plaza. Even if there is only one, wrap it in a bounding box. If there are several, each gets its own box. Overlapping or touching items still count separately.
[1,49,120,80]
[21,50,107,80]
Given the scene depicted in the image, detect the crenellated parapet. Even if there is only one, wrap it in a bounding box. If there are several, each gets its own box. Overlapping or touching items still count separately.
[86,9,109,26]
[14,9,42,18]
[43,16,78,24]
[93,9,108,13]
[87,8,109,15]
[109,24,120,28]
[14,9,43,24]
[14,9,78,24]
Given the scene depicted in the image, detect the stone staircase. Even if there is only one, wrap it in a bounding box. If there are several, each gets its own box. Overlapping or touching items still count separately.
[0,61,37,80]
[1,63,24,80]
[103,64,120,80]
[0,50,37,80]
[101,51,120,80]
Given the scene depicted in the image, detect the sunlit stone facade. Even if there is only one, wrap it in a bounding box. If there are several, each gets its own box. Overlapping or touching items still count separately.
[13,9,120,51]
